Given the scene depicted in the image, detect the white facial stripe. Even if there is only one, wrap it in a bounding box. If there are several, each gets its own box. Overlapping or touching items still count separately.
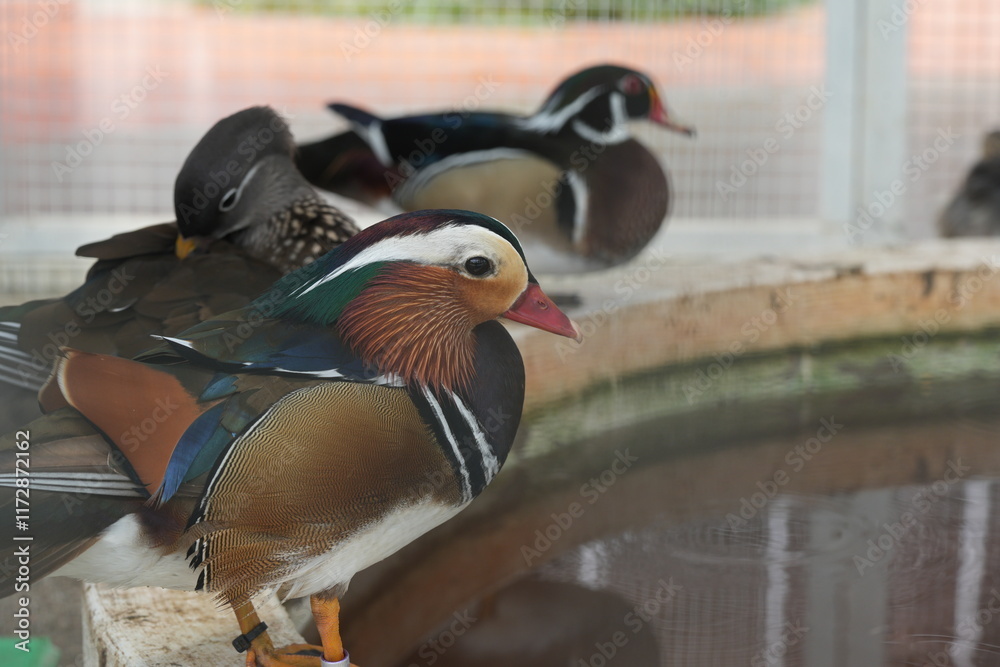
[293,223,520,297]
[570,92,630,146]
[610,92,628,128]
[354,119,392,166]
[518,86,605,134]
[565,170,589,245]
[226,160,264,210]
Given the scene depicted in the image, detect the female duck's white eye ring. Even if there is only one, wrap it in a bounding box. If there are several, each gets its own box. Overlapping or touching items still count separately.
[218,161,265,213]
[219,188,239,212]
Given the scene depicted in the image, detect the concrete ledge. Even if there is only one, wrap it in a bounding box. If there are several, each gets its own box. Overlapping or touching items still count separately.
[516,238,1000,406]
[0,216,845,305]
[82,586,303,666]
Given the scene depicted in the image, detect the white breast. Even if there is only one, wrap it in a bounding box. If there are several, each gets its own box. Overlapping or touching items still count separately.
[52,514,198,590]
[276,500,467,600]
[51,500,468,600]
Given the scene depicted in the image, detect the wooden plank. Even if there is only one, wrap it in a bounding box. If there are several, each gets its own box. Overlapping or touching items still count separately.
[82,586,304,666]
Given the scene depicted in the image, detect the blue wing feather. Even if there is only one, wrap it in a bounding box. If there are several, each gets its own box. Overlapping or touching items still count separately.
[158,319,377,381]
[152,401,230,506]
[200,374,239,401]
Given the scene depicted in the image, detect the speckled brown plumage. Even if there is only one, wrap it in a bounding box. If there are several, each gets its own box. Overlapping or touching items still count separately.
[238,194,360,274]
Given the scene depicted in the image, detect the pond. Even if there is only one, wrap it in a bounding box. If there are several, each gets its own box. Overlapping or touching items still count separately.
[343,331,1000,667]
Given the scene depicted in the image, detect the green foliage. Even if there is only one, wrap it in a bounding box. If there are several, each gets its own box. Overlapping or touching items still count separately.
[202,0,817,24]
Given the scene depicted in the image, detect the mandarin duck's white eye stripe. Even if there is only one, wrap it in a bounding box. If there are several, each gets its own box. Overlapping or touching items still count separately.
[292,223,520,298]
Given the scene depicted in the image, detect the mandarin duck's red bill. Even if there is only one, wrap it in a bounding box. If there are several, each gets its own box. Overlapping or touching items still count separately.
[297,63,694,275]
[0,105,358,435]
[503,283,581,341]
[0,209,574,667]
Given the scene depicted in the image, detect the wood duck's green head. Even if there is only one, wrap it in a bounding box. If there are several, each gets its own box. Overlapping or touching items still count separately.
[173,106,301,255]
[274,209,580,389]
[528,63,695,143]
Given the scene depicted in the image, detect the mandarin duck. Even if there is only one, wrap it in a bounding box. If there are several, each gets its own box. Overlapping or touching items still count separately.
[0,209,579,666]
[0,106,358,433]
[939,130,1000,237]
[296,64,694,274]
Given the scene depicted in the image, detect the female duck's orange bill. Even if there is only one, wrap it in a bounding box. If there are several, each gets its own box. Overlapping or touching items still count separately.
[502,283,582,342]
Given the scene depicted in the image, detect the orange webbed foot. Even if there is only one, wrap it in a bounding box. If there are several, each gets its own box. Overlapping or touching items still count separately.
[248,642,357,667]
[234,597,358,667]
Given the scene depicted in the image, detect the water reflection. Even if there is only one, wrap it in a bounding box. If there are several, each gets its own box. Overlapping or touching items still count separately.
[397,417,1000,666]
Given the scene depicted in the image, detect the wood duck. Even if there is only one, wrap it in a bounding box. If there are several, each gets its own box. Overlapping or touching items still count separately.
[0,106,359,432]
[939,130,1000,237]
[296,64,694,274]
[0,209,578,666]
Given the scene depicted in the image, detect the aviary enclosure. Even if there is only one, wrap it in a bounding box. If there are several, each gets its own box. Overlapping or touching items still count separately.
[3,1,1000,666]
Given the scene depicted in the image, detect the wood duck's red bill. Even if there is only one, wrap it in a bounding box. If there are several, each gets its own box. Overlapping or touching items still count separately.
[503,283,582,341]
[649,89,696,137]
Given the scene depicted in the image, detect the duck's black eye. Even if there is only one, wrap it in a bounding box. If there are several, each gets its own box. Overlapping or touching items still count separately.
[219,188,239,212]
[465,256,492,276]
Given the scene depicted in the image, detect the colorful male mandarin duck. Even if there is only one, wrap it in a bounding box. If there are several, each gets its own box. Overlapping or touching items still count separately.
[0,209,579,666]
[0,106,358,432]
[296,64,694,274]
[939,130,1000,237]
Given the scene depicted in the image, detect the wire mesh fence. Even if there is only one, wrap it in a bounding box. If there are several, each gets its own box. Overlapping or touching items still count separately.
[4,3,1000,665]
[0,0,820,227]
[3,0,999,242]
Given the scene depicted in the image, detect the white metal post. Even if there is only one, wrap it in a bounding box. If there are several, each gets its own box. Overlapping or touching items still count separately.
[822,0,908,245]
